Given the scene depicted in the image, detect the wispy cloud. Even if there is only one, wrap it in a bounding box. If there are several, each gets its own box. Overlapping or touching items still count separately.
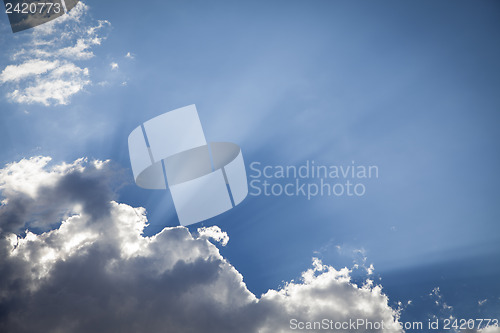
[7,63,90,106]
[0,2,110,106]
[0,59,59,83]
[478,299,487,306]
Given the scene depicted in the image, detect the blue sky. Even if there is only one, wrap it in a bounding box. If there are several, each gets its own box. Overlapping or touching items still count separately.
[0,0,499,331]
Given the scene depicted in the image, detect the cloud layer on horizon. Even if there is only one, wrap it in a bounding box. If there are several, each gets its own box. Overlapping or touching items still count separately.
[0,156,404,332]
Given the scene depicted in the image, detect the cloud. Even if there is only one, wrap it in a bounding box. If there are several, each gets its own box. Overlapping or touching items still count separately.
[477,327,500,333]
[57,36,103,60]
[0,60,59,83]
[463,326,500,333]
[0,156,113,234]
[430,286,453,311]
[423,288,500,333]
[257,260,401,333]
[110,62,119,70]
[0,156,403,333]
[7,63,90,105]
[0,2,110,106]
[197,226,229,246]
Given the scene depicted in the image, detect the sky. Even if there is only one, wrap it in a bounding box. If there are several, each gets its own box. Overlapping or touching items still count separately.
[0,0,499,332]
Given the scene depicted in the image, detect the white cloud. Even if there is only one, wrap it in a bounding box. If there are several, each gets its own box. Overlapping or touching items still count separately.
[463,326,500,333]
[430,286,453,311]
[477,327,500,333]
[0,156,403,333]
[197,226,229,246]
[0,60,59,83]
[423,287,499,333]
[57,37,102,60]
[258,260,402,333]
[31,1,88,35]
[0,156,73,199]
[0,2,110,106]
[125,52,135,59]
[110,62,119,70]
[8,63,90,105]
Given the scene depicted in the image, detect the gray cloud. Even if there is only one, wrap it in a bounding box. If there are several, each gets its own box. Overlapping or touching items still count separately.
[0,157,115,234]
[0,156,402,333]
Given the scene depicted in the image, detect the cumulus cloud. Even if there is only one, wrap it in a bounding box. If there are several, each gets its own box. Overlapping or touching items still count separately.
[0,2,110,106]
[0,156,403,333]
[258,260,401,333]
[197,226,229,246]
[0,156,113,234]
